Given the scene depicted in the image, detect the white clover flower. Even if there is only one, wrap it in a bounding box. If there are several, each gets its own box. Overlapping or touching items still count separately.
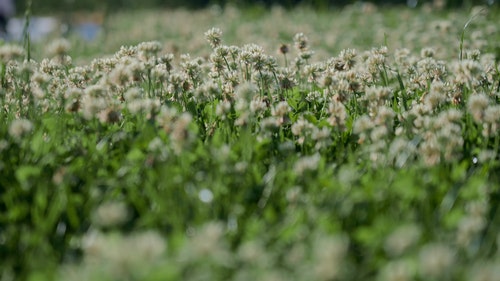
[468,262,500,281]
[389,138,417,167]
[0,44,24,62]
[46,38,71,57]
[205,27,223,49]
[394,48,411,64]
[123,87,143,101]
[98,108,122,124]
[108,63,133,87]
[291,117,313,136]
[299,50,314,61]
[171,112,194,154]
[249,98,267,114]
[271,101,290,117]
[128,230,167,261]
[195,80,221,101]
[260,117,280,131]
[235,111,250,126]
[467,93,490,122]
[127,98,160,115]
[328,100,347,129]
[484,105,500,124]
[374,106,395,126]
[237,240,268,266]
[370,126,388,142]
[457,215,487,247]
[184,222,230,266]
[293,32,309,51]
[337,48,357,70]
[294,154,321,174]
[365,86,392,103]
[216,100,231,118]
[137,41,163,61]
[418,243,455,278]
[420,137,441,166]
[384,224,421,256]
[353,115,373,135]
[378,260,414,281]
[482,105,500,137]
[235,82,258,101]
[92,201,129,228]
[81,96,108,120]
[157,105,178,132]
[81,230,166,279]
[312,234,348,281]
[420,47,435,58]
[452,59,483,84]
[114,45,138,60]
[367,53,386,74]
[442,108,463,123]
[8,119,33,140]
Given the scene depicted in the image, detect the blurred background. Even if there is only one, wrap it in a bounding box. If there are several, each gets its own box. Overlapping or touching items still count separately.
[15,0,498,12]
[2,0,497,58]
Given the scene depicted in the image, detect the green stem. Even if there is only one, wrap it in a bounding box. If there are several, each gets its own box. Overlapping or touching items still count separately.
[23,0,32,62]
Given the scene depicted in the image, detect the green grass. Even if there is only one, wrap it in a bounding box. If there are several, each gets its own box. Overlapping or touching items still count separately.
[1,5,500,281]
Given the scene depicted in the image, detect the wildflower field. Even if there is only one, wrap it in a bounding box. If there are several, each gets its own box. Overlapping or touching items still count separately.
[1,5,500,281]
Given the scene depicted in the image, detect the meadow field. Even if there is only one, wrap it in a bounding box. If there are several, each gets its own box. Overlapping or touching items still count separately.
[1,4,500,281]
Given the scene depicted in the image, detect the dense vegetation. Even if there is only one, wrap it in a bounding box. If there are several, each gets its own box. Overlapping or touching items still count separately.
[1,4,500,281]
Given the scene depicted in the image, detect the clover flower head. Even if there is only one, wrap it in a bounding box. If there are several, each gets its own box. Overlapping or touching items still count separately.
[205,27,223,49]
[47,38,71,57]
[293,32,309,51]
[9,119,33,140]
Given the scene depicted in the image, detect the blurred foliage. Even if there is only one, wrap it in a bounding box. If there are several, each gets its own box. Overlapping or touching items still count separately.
[14,0,497,14]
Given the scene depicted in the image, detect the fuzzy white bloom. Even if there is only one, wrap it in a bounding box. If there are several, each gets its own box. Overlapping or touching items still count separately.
[468,261,500,281]
[483,105,500,137]
[92,201,129,228]
[205,27,223,48]
[385,224,421,256]
[378,260,414,281]
[0,44,24,62]
[353,115,373,134]
[370,126,388,142]
[234,82,259,102]
[328,100,347,129]
[294,154,321,174]
[291,118,313,136]
[47,38,71,57]
[457,215,487,247]
[8,119,33,140]
[418,243,455,278]
[312,234,349,281]
[293,32,309,51]
[237,240,269,266]
[137,41,162,60]
[374,106,395,126]
[216,100,232,117]
[467,93,490,122]
[271,101,290,117]
[82,229,166,279]
[249,98,267,114]
[183,222,230,266]
[420,47,435,58]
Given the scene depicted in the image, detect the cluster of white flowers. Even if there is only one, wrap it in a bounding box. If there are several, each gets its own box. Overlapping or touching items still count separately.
[0,6,498,280]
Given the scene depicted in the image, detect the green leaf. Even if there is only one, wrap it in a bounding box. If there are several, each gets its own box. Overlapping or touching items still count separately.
[15,165,42,187]
[127,148,145,162]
